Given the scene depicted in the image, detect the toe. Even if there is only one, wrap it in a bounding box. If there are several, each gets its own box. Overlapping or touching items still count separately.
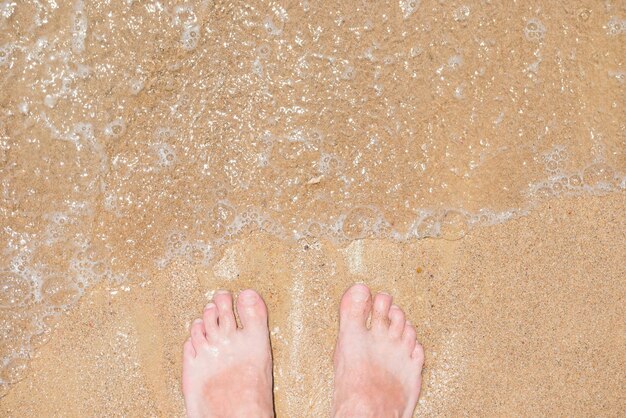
[190,318,208,349]
[402,322,417,353]
[412,342,425,365]
[213,290,237,333]
[203,302,219,337]
[339,283,372,333]
[183,337,196,360]
[371,292,393,332]
[388,305,405,339]
[236,289,269,333]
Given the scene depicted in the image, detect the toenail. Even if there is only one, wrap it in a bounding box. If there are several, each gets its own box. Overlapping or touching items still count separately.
[350,285,370,302]
[193,318,203,324]
[204,302,215,310]
[239,290,259,306]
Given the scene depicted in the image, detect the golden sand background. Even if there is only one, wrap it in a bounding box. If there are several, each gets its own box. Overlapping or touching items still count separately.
[1,0,625,415]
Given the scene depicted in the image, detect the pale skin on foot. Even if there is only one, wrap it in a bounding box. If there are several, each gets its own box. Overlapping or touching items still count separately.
[182,284,424,418]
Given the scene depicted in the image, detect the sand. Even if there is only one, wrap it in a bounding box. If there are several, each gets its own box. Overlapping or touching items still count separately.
[1,0,625,416]
[1,193,624,417]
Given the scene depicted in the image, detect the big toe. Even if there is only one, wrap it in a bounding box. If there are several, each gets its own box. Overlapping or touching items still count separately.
[236,289,269,333]
[339,283,372,332]
[213,290,237,333]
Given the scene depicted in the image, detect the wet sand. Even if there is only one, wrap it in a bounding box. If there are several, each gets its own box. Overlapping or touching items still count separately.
[1,193,624,417]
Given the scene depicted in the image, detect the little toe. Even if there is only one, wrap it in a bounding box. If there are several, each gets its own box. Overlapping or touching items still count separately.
[371,292,393,332]
[203,302,218,336]
[190,318,208,350]
[213,290,237,333]
[183,337,196,361]
[388,305,405,339]
[402,322,417,353]
[339,283,372,333]
[236,289,269,334]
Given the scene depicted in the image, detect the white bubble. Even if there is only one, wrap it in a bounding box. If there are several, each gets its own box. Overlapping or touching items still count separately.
[186,241,213,265]
[257,43,271,59]
[104,118,126,138]
[0,1,17,19]
[75,63,90,78]
[129,78,145,95]
[440,210,468,240]
[213,201,236,225]
[0,271,35,309]
[340,64,355,80]
[342,206,382,239]
[71,8,88,54]
[454,84,464,99]
[263,15,284,36]
[73,122,94,141]
[583,163,614,187]
[448,54,463,69]
[400,0,420,19]
[44,94,57,108]
[181,24,200,51]
[318,153,343,173]
[0,45,10,67]
[606,17,625,36]
[453,5,470,22]
[252,58,263,77]
[524,18,546,42]
[18,101,28,115]
[41,273,80,307]
[156,143,176,167]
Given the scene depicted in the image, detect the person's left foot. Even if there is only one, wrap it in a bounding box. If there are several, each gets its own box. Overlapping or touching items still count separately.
[182,289,274,418]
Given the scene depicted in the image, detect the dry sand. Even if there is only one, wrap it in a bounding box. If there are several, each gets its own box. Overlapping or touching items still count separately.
[1,193,624,417]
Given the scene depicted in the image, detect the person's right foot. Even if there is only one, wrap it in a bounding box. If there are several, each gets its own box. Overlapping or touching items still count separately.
[331,284,424,418]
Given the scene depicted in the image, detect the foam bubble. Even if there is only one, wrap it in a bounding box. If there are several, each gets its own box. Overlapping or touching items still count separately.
[400,0,420,19]
[252,58,263,77]
[583,163,614,187]
[0,45,10,67]
[448,55,463,69]
[71,5,88,54]
[524,18,546,42]
[440,210,469,240]
[41,273,81,307]
[453,5,470,22]
[0,272,34,309]
[213,201,236,224]
[181,24,200,51]
[129,78,145,95]
[342,206,382,240]
[577,8,591,22]
[257,43,271,59]
[340,64,355,80]
[154,138,177,167]
[319,153,343,174]
[414,213,439,238]
[73,122,94,140]
[568,174,583,188]
[104,118,126,138]
[263,15,284,36]
[606,17,625,36]
[0,356,29,384]
[186,241,213,265]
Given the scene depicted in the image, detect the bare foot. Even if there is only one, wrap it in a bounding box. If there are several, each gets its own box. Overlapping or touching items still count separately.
[331,284,424,418]
[182,289,274,418]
